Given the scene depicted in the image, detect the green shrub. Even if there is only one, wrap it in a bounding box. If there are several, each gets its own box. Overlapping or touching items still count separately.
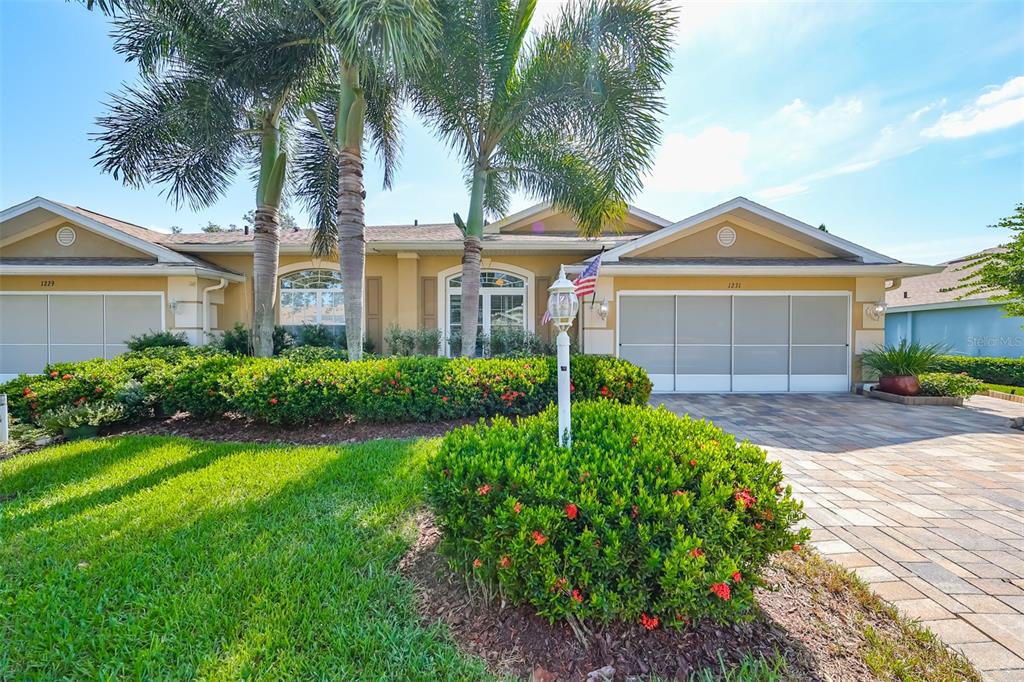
[2,353,651,426]
[385,325,442,356]
[427,401,809,628]
[218,323,293,356]
[933,355,1024,387]
[126,330,189,351]
[861,340,946,377]
[40,401,127,434]
[297,324,338,348]
[143,353,248,417]
[279,346,349,363]
[918,372,983,398]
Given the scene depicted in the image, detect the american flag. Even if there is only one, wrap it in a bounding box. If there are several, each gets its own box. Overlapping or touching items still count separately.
[573,253,602,297]
[541,253,602,325]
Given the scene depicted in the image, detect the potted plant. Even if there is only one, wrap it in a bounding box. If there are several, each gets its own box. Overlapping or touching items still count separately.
[861,340,945,396]
[41,402,127,441]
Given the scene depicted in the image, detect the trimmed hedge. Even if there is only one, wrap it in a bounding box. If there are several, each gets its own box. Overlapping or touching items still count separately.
[933,355,1024,387]
[918,372,983,398]
[427,401,809,627]
[2,351,651,426]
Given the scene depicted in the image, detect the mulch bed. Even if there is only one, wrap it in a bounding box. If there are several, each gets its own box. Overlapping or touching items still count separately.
[109,412,476,445]
[399,511,921,682]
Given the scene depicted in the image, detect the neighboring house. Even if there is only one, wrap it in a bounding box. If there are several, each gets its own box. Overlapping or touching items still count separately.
[885,248,1023,358]
[0,195,938,390]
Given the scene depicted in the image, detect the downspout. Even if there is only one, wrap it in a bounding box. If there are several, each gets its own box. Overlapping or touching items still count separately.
[885,278,902,291]
[202,278,229,344]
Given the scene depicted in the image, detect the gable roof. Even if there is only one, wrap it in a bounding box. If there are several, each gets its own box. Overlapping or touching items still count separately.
[886,248,1005,310]
[0,196,193,264]
[600,196,898,264]
[482,201,671,235]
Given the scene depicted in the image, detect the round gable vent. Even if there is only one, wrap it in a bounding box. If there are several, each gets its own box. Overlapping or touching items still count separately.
[55,226,77,247]
[716,226,737,247]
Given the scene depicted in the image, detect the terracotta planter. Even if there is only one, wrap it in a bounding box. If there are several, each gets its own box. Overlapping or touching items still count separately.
[878,375,920,396]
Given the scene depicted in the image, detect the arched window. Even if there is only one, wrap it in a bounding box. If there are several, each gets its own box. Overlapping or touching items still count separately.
[446,270,528,353]
[279,269,344,326]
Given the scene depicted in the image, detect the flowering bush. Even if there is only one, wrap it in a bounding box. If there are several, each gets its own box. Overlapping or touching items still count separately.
[427,401,809,628]
[918,372,983,398]
[1,353,651,427]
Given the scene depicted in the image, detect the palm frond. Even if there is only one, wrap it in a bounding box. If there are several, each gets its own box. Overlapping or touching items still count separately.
[362,65,403,189]
[326,0,439,74]
[295,98,340,257]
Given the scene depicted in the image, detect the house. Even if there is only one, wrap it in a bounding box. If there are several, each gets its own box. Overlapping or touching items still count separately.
[0,195,939,390]
[885,248,1023,358]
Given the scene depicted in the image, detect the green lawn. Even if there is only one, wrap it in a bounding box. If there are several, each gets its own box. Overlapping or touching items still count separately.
[0,436,488,680]
[981,382,1022,395]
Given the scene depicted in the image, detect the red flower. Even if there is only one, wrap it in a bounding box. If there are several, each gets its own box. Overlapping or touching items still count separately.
[754,522,764,531]
[690,548,704,558]
[499,555,511,569]
[565,503,578,520]
[710,582,731,600]
[431,386,438,394]
[734,488,756,509]
[551,577,568,592]
[94,387,103,394]
[21,387,34,397]
[569,381,575,393]
[639,613,660,630]
[62,374,72,380]
[477,484,491,496]
[513,501,522,514]
[673,490,686,497]
[441,396,449,402]
[630,504,639,519]
[473,558,482,569]
[50,371,58,378]
[572,589,583,603]
[689,458,698,467]
[269,397,278,405]
[792,543,802,552]
[732,571,742,583]
[532,530,547,546]
[599,386,610,396]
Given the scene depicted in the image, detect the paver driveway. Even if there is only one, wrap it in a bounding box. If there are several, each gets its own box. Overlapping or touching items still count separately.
[657,393,1024,681]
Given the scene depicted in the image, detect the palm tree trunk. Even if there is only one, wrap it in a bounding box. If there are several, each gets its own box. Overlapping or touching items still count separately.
[459,167,488,357]
[337,147,365,360]
[333,64,368,360]
[252,204,281,356]
[252,120,286,358]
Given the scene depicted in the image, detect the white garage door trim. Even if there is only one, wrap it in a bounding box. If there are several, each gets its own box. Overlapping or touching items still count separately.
[616,290,851,393]
[0,291,165,379]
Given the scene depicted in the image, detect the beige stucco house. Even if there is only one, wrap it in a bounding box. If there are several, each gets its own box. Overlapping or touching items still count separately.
[0,195,939,390]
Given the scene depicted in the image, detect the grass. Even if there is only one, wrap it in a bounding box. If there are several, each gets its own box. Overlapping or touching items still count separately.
[781,552,981,682]
[687,652,788,681]
[0,435,488,680]
[981,382,1022,395]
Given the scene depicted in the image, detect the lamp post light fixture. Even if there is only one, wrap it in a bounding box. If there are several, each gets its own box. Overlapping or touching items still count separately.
[547,265,580,448]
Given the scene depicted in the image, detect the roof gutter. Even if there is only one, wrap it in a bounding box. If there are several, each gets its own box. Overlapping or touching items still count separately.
[0,264,245,282]
[564,263,944,277]
[166,241,629,254]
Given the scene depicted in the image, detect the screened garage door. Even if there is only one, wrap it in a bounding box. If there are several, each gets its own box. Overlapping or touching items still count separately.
[0,293,163,378]
[618,294,850,393]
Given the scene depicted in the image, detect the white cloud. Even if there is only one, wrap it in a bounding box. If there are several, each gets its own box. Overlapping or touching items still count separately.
[646,126,750,193]
[754,183,809,201]
[923,76,1024,139]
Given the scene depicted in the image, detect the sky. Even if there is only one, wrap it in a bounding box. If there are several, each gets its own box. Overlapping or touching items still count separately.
[1,0,1022,264]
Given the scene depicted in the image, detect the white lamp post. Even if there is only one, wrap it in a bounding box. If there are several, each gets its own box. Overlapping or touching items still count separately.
[547,266,580,448]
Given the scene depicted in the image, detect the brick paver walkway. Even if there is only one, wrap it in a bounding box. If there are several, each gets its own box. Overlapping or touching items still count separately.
[656,393,1024,681]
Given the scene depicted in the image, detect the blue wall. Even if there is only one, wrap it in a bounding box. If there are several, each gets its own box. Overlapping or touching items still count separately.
[885,304,1024,358]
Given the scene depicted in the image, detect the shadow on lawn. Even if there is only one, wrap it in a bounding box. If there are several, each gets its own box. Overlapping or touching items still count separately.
[1,436,485,680]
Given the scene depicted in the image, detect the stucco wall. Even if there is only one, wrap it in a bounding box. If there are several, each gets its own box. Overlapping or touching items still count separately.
[886,304,1024,358]
[3,224,151,258]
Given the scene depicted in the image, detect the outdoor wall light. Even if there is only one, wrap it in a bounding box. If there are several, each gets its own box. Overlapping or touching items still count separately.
[866,300,887,321]
[594,297,609,321]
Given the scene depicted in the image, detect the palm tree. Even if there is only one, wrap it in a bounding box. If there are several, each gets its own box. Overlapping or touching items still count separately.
[93,1,330,356]
[295,1,437,360]
[410,0,675,356]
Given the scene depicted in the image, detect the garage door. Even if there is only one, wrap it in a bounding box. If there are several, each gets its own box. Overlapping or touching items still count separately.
[0,293,163,378]
[618,293,849,393]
